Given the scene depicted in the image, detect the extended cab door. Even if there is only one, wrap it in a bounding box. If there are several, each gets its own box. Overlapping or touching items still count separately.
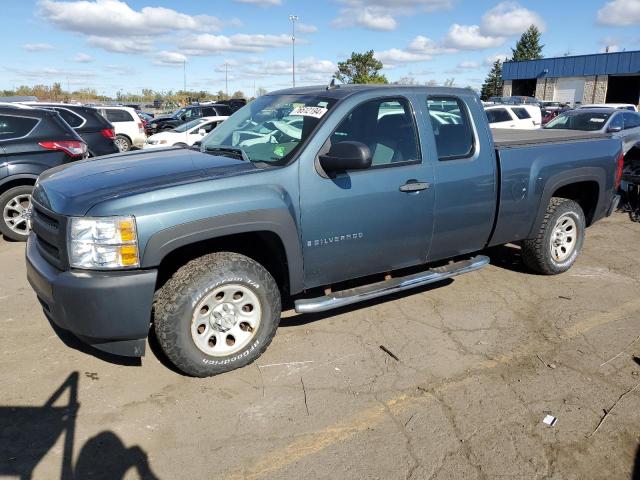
[299,95,435,287]
[419,95,497,262]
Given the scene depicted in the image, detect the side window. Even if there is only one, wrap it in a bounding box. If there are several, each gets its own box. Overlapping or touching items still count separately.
[512,107,531,119]
[609,113,624,130]
[201,106,215,116]
[0,115,39,140]
[105,109,134,122]
[329,97,420,167]
[202,121,218,133]
[184,108,198,120]
[53,108,84,128]
[427,97,475,160]
[623,112,640,129]
[485,108,511,124]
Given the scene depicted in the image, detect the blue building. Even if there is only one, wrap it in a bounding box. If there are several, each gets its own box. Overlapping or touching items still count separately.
[502,50,640,107]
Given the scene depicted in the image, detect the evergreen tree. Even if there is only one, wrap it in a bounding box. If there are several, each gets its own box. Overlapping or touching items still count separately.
[334,50,388,84]
[511,25,544,61]
[480,60,503,101]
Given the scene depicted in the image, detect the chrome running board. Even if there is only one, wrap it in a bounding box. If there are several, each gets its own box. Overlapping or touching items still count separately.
[294,255,490,314]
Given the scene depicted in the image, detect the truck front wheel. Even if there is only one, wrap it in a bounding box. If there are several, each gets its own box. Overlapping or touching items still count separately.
[154,252,281,377]
[521,197,585,275]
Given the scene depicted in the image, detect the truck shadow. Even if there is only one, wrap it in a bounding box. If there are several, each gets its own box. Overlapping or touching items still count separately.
[633,443,640,480]
[0,372,159,480]
[483,243,530,274]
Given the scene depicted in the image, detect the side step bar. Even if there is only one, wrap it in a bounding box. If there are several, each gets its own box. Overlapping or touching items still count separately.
[294,255,490,314]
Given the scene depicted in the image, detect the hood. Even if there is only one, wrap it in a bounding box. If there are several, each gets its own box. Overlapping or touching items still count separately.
[34,148,257,215]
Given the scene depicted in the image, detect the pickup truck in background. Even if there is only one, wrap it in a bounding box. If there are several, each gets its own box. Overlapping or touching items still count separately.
[26,85,623,377]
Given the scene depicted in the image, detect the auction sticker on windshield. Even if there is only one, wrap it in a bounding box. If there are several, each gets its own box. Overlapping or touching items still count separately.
[290,106,328,118]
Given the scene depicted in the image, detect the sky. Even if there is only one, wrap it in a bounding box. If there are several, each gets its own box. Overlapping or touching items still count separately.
[2,0,640,97]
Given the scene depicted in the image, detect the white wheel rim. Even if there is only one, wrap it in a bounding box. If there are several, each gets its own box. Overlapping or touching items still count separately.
[3,194,31,235]
[115,138,129,152]
[550,214,577,262]
[190,283,262,357]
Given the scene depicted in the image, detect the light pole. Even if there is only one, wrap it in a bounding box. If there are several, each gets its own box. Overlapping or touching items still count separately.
[224,62,229,98]
[289,15,298,87]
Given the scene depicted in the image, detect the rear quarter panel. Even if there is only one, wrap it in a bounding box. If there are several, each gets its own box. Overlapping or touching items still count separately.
[489,137,620,246]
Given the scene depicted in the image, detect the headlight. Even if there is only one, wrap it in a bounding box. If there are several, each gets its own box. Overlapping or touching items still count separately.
[68,216,139,269]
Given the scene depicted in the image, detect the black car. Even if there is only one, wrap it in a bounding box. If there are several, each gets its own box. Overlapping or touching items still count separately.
[23,103,118,157]
[0,105,88,241]
[148,103,233,133]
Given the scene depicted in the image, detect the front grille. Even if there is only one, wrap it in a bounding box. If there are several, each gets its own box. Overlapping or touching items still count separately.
[31,201,68,270]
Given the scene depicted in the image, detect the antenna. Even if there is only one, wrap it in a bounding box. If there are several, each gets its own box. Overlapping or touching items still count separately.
[326,78,338,90]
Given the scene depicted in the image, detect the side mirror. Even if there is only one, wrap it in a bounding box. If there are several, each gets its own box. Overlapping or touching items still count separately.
[192,141,202,149]
[608,125,622,133]
[198,128,206,136]
[319,141,372,173]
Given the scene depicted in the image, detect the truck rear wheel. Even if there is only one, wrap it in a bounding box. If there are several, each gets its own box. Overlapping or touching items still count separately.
[521,197,585,275]
[154,252,281,377]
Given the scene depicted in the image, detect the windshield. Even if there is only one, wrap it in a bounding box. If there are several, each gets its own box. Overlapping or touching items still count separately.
[545,111,611,131]
[172,107,187,119]
[201,94,336,164]
[173,118,206,133]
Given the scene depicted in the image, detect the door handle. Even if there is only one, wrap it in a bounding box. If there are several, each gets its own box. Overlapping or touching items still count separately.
[399,181,430,192]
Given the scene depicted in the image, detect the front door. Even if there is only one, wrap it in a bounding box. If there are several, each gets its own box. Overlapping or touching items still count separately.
[299,96,435,288]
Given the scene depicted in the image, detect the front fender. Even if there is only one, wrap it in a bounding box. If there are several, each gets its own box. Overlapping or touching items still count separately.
[140,208,304,293]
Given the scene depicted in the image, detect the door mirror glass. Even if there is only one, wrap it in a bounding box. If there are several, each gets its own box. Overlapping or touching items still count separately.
[319,141,372,173]
[608,125,622,133]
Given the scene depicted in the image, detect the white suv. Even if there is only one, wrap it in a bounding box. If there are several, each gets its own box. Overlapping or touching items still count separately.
[98,106,146,152]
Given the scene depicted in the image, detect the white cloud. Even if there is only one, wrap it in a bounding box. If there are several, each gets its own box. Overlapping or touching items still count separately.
[22,43,54,51]
[73,53,93,63]
[5,66,95,79]
[179,33,292,54]
[154,51,188,66]
[234,0,281,5]
[298,57,337,74]
[481,2,545,36]
[39,0,223,36]
[444,24,505,50]
[87,35,153,53]
[332,0,452,31]
[103,64,136,75]
[375,48,432,67]
[484,53,509,65]
[458,61,480,69]
[597,0,640,26]
[297,23,318,34]
[408,35,456,55]
[237,57,336,78]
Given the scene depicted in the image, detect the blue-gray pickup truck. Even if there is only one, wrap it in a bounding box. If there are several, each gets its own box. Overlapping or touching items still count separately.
[26,85,623,377]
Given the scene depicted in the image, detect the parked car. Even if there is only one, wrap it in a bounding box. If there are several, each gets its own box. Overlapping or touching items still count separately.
[143,116,227,150]
[147,103,233,133]
[218,98,247,113]
[26,85,622,376]
[545,108,640,154]
[97,106,146,152]
[485,104,541,129]
[21,102,118,157]
[0,105,87,241]
[541,107,572,126]
[578,103,638,112]
[503,96,541,106]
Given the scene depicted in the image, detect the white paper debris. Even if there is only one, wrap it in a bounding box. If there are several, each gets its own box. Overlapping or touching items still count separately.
[543,414,557,426]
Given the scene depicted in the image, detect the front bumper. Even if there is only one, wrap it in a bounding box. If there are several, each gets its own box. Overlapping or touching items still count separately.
[26,235,158,357]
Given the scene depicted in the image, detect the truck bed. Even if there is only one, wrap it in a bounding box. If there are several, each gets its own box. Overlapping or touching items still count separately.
[492,128,609,148]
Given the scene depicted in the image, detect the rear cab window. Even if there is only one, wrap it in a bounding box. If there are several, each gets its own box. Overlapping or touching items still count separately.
[426,97,475,160]
[0,114,39,140]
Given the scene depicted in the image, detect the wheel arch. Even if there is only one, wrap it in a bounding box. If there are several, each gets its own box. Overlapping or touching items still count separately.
[142,210,304,295]
[0,174,39,194]
[528,168,606,238]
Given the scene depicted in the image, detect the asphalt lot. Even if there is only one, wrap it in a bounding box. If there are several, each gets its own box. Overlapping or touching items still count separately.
[1,212,640,479]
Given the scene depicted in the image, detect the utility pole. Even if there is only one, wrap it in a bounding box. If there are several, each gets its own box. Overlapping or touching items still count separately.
[224,62,229,98]
[183,60,187,92]
[289,15,298,87]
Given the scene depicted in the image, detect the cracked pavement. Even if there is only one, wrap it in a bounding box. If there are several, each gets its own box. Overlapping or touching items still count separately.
[1,212,640,479]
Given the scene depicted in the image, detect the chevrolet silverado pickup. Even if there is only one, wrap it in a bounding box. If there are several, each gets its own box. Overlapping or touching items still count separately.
[26,85,623,377]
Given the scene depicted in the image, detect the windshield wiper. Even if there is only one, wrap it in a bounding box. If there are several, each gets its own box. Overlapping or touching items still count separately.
[204,145,249,161]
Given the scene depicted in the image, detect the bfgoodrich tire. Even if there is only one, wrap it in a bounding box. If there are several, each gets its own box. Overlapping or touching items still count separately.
[521,197,585,275]
[0,185,33,242]
[154,252,281,377]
